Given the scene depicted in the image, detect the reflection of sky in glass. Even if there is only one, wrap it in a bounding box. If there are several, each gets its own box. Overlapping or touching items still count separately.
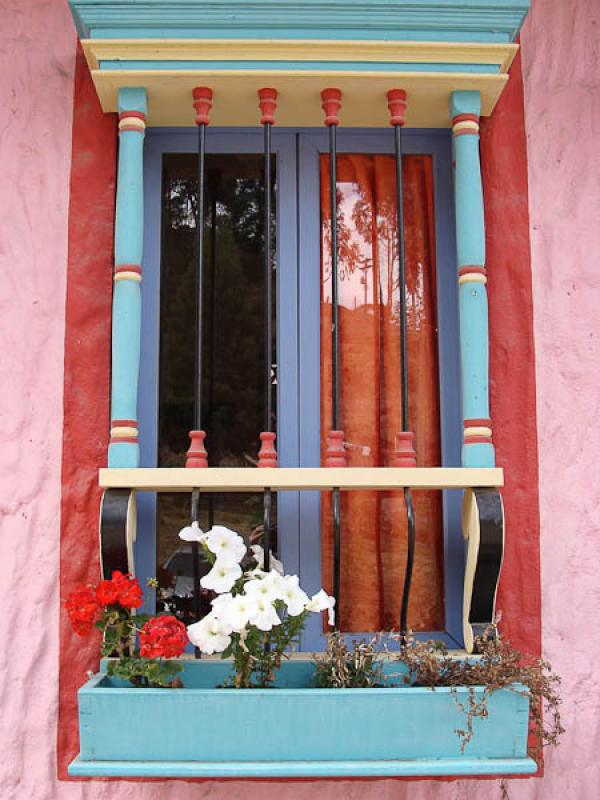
[321,174,430,332]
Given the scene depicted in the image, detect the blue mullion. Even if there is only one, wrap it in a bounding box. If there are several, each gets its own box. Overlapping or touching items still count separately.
[429,136,464,645]
[274,133,301,577]
[297,133,323,651]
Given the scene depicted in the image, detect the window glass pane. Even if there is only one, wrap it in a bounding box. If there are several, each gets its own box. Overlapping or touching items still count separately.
[320,153,444,632]
[157,153,276,623]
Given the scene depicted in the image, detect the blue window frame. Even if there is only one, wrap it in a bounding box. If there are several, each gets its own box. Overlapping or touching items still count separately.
[137,128,463,649]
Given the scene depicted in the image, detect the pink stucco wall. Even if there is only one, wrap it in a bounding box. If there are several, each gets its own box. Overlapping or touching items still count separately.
[0,0,598,797]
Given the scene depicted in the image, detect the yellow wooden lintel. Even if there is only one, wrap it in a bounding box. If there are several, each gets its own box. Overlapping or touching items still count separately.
[91,68,508,128]
[99,466,504,492]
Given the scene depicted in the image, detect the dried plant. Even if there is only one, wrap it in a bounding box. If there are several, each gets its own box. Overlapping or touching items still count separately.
[395,630,564,763]
[313,632,385,688]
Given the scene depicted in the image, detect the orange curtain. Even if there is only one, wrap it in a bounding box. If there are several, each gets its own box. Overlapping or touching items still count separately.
[320,154,444,632]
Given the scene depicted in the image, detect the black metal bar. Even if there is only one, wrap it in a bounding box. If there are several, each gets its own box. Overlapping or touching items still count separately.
[264,121,273,438]
[263,489,272,573]
[393,115,416,640]
[263,119,273,573]
[394,124,409,433]
[194,122,206,433]
[207,181,217,531]
[190,490,201,621]
[329,120,342,629]
[332,489,341,625]
[191,120,207,656]
[329,123,340,431]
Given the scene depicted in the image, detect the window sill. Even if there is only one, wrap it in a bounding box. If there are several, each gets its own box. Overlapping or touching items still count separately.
[99,466,504,492]
[68,658,535,778]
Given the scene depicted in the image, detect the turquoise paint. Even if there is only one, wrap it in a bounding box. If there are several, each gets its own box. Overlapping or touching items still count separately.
[451,87,483,117]
[69,660,534,777]
[107,440,139,468]
[69,756,537,778]
[69,2,530,44]
[109,87,147,469]
[459,281,489,420]
[118,86,149,117]
[463,441,495,467]
[451,92,485,267]
[450,90,494,468]
[93,30,513,43]
[98,60,500,75]
[110,281,141,416]
[114,134,144,264]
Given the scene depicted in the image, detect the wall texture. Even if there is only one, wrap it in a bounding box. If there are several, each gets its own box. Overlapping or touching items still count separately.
[0,0,598,798]
[519,0,600,795]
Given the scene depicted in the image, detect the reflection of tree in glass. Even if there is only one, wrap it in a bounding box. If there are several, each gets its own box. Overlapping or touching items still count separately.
[321,156,409,322]
[157,154,278,598]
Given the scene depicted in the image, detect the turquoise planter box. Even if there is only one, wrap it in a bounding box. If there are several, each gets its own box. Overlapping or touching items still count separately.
[69,660,537,778]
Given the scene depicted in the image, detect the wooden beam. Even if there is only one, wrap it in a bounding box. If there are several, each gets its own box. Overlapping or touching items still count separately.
[98,467,504,492]
[89,70,509,129]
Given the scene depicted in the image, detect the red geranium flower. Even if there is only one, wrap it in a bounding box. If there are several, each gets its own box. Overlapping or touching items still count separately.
[110,571,144,609]
[95,579,120,607]
[140,615,188,659]
[66,585,99,636]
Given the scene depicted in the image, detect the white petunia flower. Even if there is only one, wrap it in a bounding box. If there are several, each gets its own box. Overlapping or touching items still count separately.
[204,525,247,565]
[263,569,286,598]
[187,613,232,655]
[306,589,336,626]
[210,592,233,612]
[250,545,284,575]
[200,560,242,593]
[178,521,208,543]
[280,574,309,617]
[249,596,281,631]
[222,593,259,632]
[244,573,282,603]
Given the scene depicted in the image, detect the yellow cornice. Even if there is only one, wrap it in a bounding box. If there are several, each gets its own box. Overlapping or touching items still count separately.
[82,38,518,74]
[81,38,518,127]
[91,68,508,128]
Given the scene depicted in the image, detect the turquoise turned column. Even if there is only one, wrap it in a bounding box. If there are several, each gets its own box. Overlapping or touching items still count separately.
[108,87,148,468]
[450,91,495,469]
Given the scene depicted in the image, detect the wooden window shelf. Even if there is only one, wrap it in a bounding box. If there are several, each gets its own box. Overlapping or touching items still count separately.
[99,467,503,493]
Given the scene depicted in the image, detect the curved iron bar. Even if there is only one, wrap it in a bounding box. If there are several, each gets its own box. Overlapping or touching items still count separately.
[393,110,416,642]
[400,488,416,637]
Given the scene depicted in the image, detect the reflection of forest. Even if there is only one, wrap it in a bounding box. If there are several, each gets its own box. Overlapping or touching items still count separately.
[157,153,276,573]
[322,155,431,328]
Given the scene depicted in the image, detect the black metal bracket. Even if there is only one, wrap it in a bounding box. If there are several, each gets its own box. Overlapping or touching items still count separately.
[99,489,137,578]
[462,487,505,652]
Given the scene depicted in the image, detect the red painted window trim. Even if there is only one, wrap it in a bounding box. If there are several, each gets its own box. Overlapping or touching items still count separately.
[57,46,541,780]
[481,49,542,662]
[57,44,116,780]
